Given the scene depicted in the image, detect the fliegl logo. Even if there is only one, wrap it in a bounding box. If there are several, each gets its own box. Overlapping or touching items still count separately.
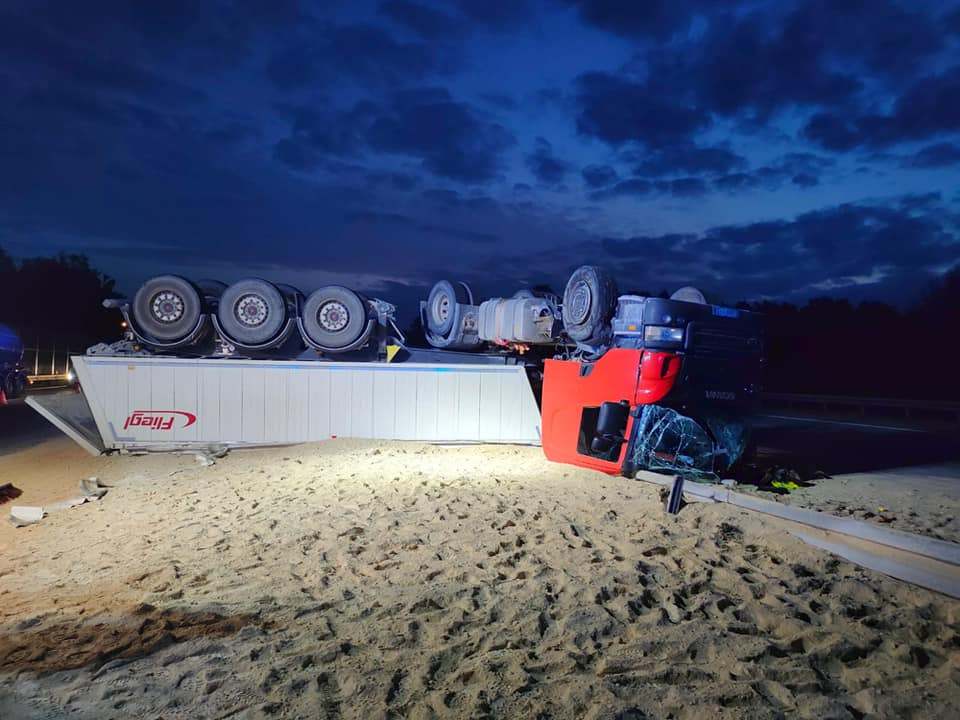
[124,410,197,431]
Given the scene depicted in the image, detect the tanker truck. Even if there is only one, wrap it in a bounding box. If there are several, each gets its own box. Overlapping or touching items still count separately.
[29,266,763,480]
[0,324,28,400]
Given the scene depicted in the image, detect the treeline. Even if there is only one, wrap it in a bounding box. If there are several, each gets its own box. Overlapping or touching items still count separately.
[0,246,120,345]
[743,269,960,400]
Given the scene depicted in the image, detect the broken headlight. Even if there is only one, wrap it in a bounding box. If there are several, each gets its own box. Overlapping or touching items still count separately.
[644,325,684,344]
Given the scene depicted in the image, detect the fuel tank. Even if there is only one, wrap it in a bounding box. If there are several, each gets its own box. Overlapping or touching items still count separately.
[478,297,558,345]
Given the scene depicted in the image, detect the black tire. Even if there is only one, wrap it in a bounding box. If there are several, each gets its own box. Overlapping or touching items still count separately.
[217,278,287,346]
[132,275,203,342]
[425,280,458,335]
[301,285,372,351]
[3,372,24,399]
[562,266,618,343]
[195,278,227,301]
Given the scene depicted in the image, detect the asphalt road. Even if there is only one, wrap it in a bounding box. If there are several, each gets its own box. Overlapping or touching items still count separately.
[752,412,960,478]
[0,391,64,455]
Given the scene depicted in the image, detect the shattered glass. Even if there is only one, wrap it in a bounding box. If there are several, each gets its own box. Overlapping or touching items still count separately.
[629,405,749,482]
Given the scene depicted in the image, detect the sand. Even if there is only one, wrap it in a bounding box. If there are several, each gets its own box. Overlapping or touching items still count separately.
[779,464,960,544]
[1,439,959,719]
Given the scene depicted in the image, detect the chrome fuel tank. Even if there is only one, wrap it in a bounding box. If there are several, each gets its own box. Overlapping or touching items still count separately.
[478,297,558,344]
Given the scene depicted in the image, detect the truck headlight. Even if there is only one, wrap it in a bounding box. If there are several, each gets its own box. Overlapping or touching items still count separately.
[644,325,684,344]
[67,369,75,382]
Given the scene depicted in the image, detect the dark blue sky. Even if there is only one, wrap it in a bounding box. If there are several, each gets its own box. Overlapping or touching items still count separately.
[2,0,959,310]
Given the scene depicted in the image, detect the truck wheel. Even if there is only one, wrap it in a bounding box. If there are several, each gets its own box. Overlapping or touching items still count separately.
[671,286,707,304]
[562,265,618,343]
[217,278,287,346]
[301,285,372,351]
[3,372,26,399]
[132,275,203,342]
[425,280,460,335]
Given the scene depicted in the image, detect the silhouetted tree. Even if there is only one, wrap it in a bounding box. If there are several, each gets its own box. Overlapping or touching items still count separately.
[0,248,120,345]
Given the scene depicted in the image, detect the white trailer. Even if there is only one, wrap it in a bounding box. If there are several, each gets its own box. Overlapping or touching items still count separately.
[27,355,542,455]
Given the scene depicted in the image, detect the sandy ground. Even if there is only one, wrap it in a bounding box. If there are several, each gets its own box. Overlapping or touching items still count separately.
[779,464,960,544]
[1,438,959,719]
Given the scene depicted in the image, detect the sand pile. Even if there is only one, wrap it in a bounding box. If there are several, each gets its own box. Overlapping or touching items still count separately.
[1,440,958,718]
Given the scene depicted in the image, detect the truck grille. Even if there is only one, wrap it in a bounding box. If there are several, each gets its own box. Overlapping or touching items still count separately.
[688,325,759,356]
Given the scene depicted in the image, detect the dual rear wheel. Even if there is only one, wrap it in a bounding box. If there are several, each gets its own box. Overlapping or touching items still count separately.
[131,275,372,351]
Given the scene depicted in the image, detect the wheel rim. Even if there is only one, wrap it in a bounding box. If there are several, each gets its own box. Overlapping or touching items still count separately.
[567,281,592,324]
[432,293,450,325]
[151,291,185,324]
[318,301,349,332]
[235,294,269,327]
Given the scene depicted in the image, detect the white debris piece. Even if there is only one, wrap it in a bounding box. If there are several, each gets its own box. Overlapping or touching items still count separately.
[9,478,109,527]
[10,506,44,527]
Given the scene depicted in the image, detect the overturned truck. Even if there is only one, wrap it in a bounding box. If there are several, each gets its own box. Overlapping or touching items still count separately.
[30,266,763,480]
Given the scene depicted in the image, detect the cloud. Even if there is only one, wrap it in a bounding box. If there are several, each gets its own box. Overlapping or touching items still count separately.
[592,197,960,302]
[627,144,747,177]
[581,164,618,188]
[713,153,834,192]
[901,143,960,169]
[589,176,707,200]
[805,66,960,150]
[526,138,571,184]
[366,88,515,182]
[574,72,711,147]
[456,0,534,29]
[272,101,378,170]
[571,0,952,157]
[266,22,444,90]
[562,0,716,40]
[379,0,462,39]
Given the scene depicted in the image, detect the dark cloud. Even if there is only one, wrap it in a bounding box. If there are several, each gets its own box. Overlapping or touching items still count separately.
[713,153,833,192]
[902,143,960,169]
[272,101,377,170]
[627,144,747,177]
[593,197,960,303]
[589,178,653,200]
[804,66,960,150]
[266,23,444,90]
[562,0,717,40]
[526,138,571,185]
[456,0,534,29]
[581,164,618,188]
[574,72,710,147]
[671,11,859,118]
[5,1,308,78]
[573,0,953,159]
[589,176,707,200]
[379,0,462,39]
[366,88,515,182]
[272,88,514,183]
[0,10,202,103]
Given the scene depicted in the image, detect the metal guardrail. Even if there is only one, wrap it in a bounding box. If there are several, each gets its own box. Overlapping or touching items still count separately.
[762,392,960,422]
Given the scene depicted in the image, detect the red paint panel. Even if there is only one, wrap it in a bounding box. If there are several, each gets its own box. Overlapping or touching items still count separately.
[541,349,681,475]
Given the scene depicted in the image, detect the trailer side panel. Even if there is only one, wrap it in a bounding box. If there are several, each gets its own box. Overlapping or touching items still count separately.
[71,355,542,451]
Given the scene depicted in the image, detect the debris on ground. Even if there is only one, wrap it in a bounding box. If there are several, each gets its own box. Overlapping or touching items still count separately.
[181,445,230,467]
[8,478,109,527]
[0,483,22,505]
[9,506,43,527]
